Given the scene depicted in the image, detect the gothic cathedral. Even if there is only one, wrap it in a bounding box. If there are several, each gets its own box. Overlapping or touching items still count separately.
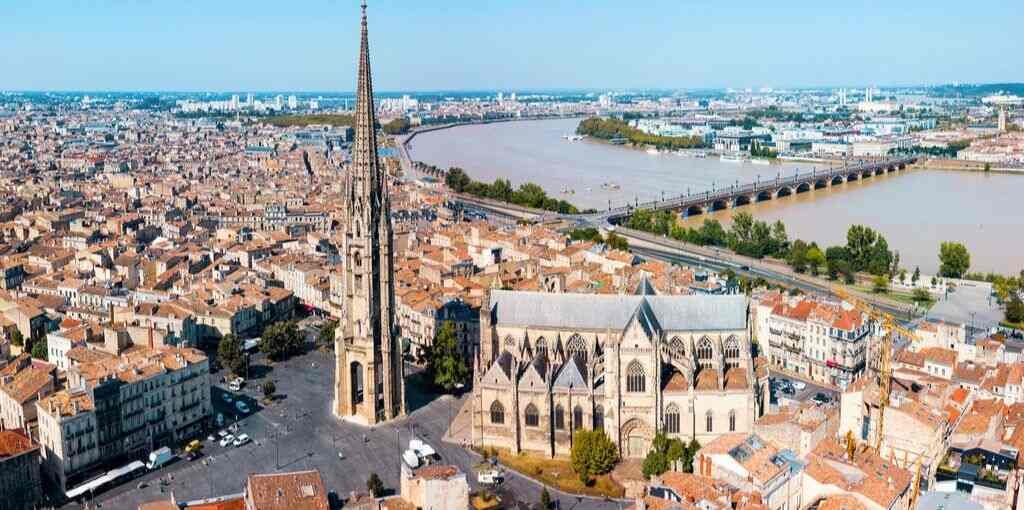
[333,2,405,425]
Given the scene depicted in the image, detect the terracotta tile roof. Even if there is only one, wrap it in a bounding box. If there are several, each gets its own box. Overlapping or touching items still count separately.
[695,370,719,391]
[920,347,957,367]
[804,439,911,509]
[0,365,53,404]
[0,429,38,459]
[662,370,690,392]
[246,469,329,510]
[818,495,869,510]
[411,464,460,480]
[724,368,748,390]
[183,495,245,510]
[658,471,728,503]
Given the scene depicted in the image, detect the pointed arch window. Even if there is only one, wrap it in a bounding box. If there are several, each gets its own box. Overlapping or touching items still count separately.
[490,401,505,424]
[554,405,565,430]
[524,404,539,427]
[669,336,685,356]
[573,405,584,431]
[729,410,737,432]
[626,361,646,393]
[706,411,714,432]
[665,404,681,434]
[535,337,548,361]
[697,337,714,367]
[594,405,604,430]
[724,336,740,369]
[567,334,587,363]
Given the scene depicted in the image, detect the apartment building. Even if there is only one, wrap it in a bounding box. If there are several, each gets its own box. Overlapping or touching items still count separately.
[35,346,211,492]
[755,292,872,387]
[0,429,42,510]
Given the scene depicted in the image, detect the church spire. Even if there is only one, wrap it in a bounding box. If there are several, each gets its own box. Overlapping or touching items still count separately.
[353,0,380,188]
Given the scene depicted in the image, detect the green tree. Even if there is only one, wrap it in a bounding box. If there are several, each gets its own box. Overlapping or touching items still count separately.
[382,117,411,135]
[806,246,826,277]
[912,266,921,285]
[366,472,385,497]
[570,430,619,484]
[540,488,552,510]
[217,334,246,375]
[427,321,469,391]
[912,288,931,303]
[318,320,337,346]
[1006,294,1024,323]
[262,381,276,399]
[938,242,971,278]
[10,330,23,347]
[605,233,629,251]
[569,228,603,243]
[445,167,471,193]
[261,320,303,361]
[30,337,47,361]
[872,274,890,294]
[788,240,810,273]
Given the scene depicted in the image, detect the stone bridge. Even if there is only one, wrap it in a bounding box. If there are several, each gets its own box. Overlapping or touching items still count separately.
[573,156,918,226]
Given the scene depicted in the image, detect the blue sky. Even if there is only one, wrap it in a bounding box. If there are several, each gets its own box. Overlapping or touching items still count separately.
[1,0,1021,92]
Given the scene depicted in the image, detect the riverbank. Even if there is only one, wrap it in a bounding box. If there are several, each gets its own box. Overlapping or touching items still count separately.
[915,158,1024,174]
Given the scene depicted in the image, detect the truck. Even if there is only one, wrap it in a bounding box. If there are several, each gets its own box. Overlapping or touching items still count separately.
[146,447,174,470]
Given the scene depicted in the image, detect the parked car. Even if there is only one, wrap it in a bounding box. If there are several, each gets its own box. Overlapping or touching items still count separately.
[233,434,250,447]
[221,393,233,403]
[236,401,250,414]
[220,434,235,448]
[812,392,831,404]
[146,447,174,470]
[791,381,807,390]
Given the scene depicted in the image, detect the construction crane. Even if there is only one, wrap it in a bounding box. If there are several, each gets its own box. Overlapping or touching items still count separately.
[831,286,920,452]
[909,455,924,509]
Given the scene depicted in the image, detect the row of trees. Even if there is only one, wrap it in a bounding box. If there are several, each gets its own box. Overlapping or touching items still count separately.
[217,320,305,375]
[642,433,700,478]
[576,117,705,150]
[624,210,900,282]
[567,227,629,251]
[445,167,581,214]
[382,117,411,134]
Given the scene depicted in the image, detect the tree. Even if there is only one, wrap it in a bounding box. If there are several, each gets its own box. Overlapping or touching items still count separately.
[912,288,931,303]
[262,321,303,361]
[570,430,619,484]
[568,228,603,243]
[445,167,471,193]
[366,472,385,497]
[1006,294,1024,324]
[540,488,552,510]
[642,433,691,478]
[382,117,411,135]
[787,240,810,273]
[262,381,276,399]
[318,320,337,346]
[10,330,23,347]
[218,334,246,375]
[30,337,47,361]
[605,233,629,251]
[872,274,890,294]
[939,242,971,279]
[806,246,826,277]
[427,321,468,391]
[912,266,921,285]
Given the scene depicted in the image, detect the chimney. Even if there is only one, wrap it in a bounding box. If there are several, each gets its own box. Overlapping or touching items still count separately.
[108,303,115,324]
[148,327,154,349]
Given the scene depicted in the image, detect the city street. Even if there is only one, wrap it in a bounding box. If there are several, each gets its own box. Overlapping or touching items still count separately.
[62,349,624,510]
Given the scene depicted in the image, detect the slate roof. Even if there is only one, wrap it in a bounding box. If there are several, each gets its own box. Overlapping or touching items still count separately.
[489,290,746,332]
[553,356,587,390]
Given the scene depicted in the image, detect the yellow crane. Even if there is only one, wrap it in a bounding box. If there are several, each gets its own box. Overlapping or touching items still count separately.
[831,286,920,452]
[909,455,924,509]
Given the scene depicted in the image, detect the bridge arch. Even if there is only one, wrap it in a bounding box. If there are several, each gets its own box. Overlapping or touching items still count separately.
[683,205,704,218]
[710,199,729,212]
[831,175,845,185]
[796,182,812,193]
[734,195,752,208]
[775,187,793,198]
[847,173,859,181]
[861,170,873,179]
[874,167,885,176]
[756,191,773,202]
[814,179,829,189]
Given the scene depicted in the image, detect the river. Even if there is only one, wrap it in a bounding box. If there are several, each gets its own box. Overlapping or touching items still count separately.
[409,118,1024,275]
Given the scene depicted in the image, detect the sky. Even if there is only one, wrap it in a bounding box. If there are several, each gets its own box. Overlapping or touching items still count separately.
[1,0,1021,92]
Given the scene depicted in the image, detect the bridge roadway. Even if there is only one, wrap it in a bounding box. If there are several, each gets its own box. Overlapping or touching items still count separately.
[570,155,918,227]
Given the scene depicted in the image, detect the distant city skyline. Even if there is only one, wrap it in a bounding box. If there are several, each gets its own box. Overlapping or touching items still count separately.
[2,0,1022,92]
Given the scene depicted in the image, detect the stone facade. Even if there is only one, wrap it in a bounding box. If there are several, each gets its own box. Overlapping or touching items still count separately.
[333,3,405,425]
[473,288,766,458]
